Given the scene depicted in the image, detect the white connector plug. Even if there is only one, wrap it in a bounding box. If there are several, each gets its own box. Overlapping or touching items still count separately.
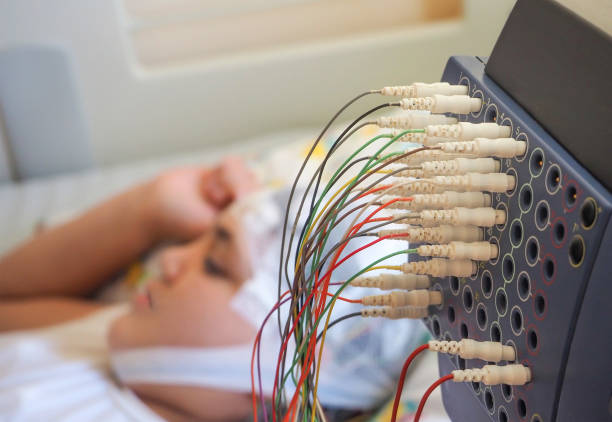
[430,173,516,192]
[401,258,476,277]
[417,241,498,261]
[426,122,511,140]
[439,138,527,158]
[380,82,468,98]
[396,158,501,177]
[394,150,477,165]
[429,339,516,362]
[360,306,429,319]
[419,207,506,227]
[361,289,442,307]
[351,273,430,290]
[383,191,491,210]
[378,225,484,243]
[452,364,532,386]
[400,95,482,114]
[377,113,457,129]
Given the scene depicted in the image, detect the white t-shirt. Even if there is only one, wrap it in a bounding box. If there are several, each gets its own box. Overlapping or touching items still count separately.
[0,305,165,422]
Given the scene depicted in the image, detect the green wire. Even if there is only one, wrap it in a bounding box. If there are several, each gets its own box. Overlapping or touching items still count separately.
[280,248,417,395]
[280,129,424,414]
[282,130,420,400]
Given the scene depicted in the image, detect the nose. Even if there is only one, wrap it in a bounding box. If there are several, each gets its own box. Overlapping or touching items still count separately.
[159,245,191,285]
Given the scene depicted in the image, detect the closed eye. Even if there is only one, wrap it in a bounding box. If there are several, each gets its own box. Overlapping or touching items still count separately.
[204,257,227,278]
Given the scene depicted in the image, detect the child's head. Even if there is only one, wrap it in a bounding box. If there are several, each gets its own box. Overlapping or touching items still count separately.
[108,191,279,351]
[107,191,281,419]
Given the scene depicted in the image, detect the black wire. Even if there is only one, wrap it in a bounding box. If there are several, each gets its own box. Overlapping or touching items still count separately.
[283,106,394,300]
[293,122,375,258]
[315,312,362,343]
[274,90,378,414]
[277,103,397,393]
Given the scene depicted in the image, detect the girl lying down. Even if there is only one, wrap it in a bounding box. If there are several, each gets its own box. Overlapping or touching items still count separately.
[0,157,426,422]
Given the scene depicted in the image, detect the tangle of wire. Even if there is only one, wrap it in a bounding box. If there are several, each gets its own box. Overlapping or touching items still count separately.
[252,92,439,422]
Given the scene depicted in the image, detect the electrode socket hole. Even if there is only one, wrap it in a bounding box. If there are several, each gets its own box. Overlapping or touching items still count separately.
[535,201,550,231]
[527,329,539,351]
[510,220,523,247]
[517,272,531,301]
[580,198,597,229]
[529,149,544,177]
[517,399,527,419]
[547,164,561,193]
[485,390,495,412]
[526,237,539,266]
[486,107,498,122]
[569,236,586,267]
[450,276,460,295]
[482,272,493,298]
[432,318,441,338]
[566,185,578,207]
[520,185,533,212]
[511,307,523,334]
[477,305,488,330]
[463,287,474,312]
[457,356,466,370]
[535,294,546,317]
[472,382,481,394]
[499,408,508,422]
[502,384,513,401]
[496,289,508,316]
[502,255,515,282]
[543,258,555,281]
[448,305,456,324]
[491,323,502,342]
[554,221,566,244]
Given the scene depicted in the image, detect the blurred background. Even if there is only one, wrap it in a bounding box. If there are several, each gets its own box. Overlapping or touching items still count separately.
[0,0,515,251]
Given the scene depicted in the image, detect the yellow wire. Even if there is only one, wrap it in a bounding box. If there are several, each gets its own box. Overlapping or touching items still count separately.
[295,176,357,272]
[364,265,402,272]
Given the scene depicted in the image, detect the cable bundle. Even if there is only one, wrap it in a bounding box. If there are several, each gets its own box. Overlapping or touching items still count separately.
[249,83,519,422]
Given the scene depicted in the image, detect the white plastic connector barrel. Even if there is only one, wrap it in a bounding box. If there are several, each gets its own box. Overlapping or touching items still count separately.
[428,339,516,362]
[382,191,491,210]
[401,258,477,277]
[380,82,468,97]
[360,306,429,319]
[420,158,501,176]
[361,289,442,307]
[419,207,506,227]
[432,173,516,192]
[425,122,511,140]
[377,113,457,129]
[351,273,430,290]
[400,95,482,114]
[452,364,532,386]
[439,138,527,158]
[417,241,498,261]
[378,225,484,243]
[394,150,477,165]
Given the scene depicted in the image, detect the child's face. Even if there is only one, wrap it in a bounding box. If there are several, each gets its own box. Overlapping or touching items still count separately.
[108,211,256,350]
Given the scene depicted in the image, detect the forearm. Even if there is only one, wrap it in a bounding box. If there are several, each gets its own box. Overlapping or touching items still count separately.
[0,182,159,298]
[0,298,105,331]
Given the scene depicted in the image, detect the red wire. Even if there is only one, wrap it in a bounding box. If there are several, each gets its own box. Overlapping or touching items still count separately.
[279,196,414,420]
[390,344,430,422]
[355,184,393,200]
[413,374,454,422]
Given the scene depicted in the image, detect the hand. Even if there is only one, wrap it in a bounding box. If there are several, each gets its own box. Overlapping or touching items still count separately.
[146,157,257,241]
